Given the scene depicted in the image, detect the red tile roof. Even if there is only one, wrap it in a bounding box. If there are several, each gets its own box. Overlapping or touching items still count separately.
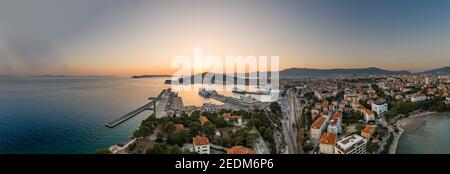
[333,112,343,119]
[311,116,326,129]
[193,135,210,146]
[227,146,256,154]
[361,125,374,134]
[224,115,242,119]
[319,132,337,145]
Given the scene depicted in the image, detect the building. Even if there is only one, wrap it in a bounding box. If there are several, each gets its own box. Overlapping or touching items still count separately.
[361,125,375,139]
[335,134,367,154]
[327,111,342,134]
[319,132,337,154]
[199,116,210,125]
[310,116,327,139]
[371,101,388,115]
[321,110,331,121]
[191,135,210,154]
[362,108,375,123]
[227,146,256,154]
[223,113,243,127]
[411,94,427,102]
[311,109,320,119]
[201,103,221,112]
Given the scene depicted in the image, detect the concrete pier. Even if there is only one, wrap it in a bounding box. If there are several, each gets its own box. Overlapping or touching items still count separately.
[105,89,169,128]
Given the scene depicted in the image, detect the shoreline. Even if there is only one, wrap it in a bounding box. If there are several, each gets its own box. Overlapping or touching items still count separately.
[390,111,450,154]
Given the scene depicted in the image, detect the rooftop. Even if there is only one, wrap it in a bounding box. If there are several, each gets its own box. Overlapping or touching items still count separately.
[319,132,337,145]
[361,125,375,135]
[311,116,326,129]
[224,115,242,119]
[193,135,210,146]
[336,134,366,152]
[333,112,342,119]
[372,101,387,105]
[227,146,256,154]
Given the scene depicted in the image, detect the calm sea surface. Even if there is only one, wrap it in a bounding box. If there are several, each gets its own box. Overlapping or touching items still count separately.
[0,77,245,154]
[397,114,450,154]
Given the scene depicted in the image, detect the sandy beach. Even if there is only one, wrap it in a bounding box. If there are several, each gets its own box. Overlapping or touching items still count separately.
[391,112,449,154]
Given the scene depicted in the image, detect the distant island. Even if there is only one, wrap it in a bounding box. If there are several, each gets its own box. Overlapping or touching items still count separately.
[131,75,172,78]
[0,75,113,78]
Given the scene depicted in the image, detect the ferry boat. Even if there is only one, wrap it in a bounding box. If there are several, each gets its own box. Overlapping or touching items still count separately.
[199,88,217,98]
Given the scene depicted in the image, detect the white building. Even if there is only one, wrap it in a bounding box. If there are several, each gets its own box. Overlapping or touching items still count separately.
[371,101,388,115]
[335,134,367,154]
[310,116,327,139]
[321,111,331,122]
[327,117,341,134]
[319,132,337,154]
[354,104,375,123]
[363,109,375,123]
[411,94,427,102]
[191,136,210,154]
[223,113,243,127]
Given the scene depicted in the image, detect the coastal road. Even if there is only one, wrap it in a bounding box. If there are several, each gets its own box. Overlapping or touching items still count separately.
[280,96,296,154]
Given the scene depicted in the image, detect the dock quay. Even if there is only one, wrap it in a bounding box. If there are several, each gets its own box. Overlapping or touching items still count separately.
[105,89,170,128]
[210,94,252,110]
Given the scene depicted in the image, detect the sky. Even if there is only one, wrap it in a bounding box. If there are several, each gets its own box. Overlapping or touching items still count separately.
[1,0,450,76]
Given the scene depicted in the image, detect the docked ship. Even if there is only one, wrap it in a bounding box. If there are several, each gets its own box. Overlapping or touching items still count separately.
[240,94,257,104]
[199,88,217,98]
[232,87,246,94]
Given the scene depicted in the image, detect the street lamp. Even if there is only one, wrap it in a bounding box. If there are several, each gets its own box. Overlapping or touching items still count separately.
[149,97,158,117]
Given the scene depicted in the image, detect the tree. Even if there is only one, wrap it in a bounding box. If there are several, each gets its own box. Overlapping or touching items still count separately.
[230,128,257,148]
[220,135,232,147]
[170,145,182,154]
[133,114,158,138]
[95,148,111,154]
[189,122,201,135]
[145,143,167,154]
[163,122,176,134]
[202,122,217,137]
[167,129,189,146]
[190,110,201,122]
[355,124,365,133]
[156,132,164,143]
[269,102,282,118]
[343,110,363,124]
[366,139,379,154]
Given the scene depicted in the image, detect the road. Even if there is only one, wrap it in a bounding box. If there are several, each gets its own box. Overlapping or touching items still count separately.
[280,96,296,154]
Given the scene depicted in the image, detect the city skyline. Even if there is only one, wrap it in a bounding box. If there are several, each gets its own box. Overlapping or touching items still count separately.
[2,0,450,76]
